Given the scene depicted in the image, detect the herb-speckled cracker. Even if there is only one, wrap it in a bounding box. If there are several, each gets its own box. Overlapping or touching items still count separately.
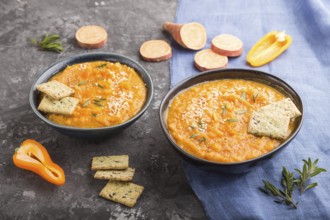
[248,98,301,139]
[94,168,135,181]
[37,96,79,115]
[36,80,75,100]
[91,155,129,170]
[258,98,301,119]
[99,181,144,207]
[248,110,291,139]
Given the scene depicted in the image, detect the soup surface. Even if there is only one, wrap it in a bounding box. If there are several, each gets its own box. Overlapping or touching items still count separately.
[167,79,295,163]
[45,61,147,128]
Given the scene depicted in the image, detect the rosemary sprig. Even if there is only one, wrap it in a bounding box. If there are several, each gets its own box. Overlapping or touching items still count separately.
[225,118,239,122]
[31,34,64,53]
[241,92,246,101]
[189,125,197,129]
[93,102,103,107]
[222,105,227,116]
[260,158,326,209]
[235,109,248,115]
[253,93,259,103]
[82,99,90,107]
[260,167,299,209]
[281,167,296,199]
[198,121,204,129]
[94,98,106,102]
[190,134,206,142]
[294,158,327,194]
[190,134,199,139]
[78,81,87,86]
[97,84,104,89]
[97,63,107,68]
[92,98,106,107]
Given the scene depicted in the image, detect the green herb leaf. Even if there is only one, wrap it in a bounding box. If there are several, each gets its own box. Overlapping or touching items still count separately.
[92,113,97,117]
[305,182,318,191]
[82,100,90,107]
[95,98,106,102]
[235,109,248,114]
[198,121,204,129]
[97,84,104,89]
[253,93,259,103]
[225,118,239,122]
[78,81,87,86]
[31,38,37,45]
[190,134,199,139]
[200,137,206,142]
[189,125,197,129]
[97,63,107,68]
[93,101,103,107]
[241,92,246,101]
[32,34,64,53]
[222,105,227,116]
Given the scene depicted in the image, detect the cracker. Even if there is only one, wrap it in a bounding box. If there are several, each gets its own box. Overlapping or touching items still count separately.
[91,155,129,170]
[37,96,79,115]
[259,98,301,119]
[36,80,75,100]
[94,168,135,181]
[99,181,144,207]
[248,110,290,139]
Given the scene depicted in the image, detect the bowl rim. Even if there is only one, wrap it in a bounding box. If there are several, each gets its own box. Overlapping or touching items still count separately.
[159,68,304,166]
[29,52,153,131]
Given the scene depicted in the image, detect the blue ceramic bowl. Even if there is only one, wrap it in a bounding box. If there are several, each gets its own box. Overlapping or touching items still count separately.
[30,53,153,139]
[159,69,303,173]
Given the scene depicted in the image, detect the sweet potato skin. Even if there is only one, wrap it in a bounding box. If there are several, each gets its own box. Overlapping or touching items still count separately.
[163,22,206,50]
[163,22,185,48]
[211,44,243,57]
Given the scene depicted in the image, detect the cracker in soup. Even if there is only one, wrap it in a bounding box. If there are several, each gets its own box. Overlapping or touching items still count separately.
[38,96,79,115]
[248,110,290,139]
[258,98,301,119]
[36,80,75,100]
[248,98,301,139]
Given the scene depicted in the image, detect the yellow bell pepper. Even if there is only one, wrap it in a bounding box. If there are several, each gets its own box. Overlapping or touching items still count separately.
[246,31,292,67]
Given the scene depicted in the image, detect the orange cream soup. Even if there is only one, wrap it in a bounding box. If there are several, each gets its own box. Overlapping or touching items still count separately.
[46,61,147,128]
[167,79,295,163]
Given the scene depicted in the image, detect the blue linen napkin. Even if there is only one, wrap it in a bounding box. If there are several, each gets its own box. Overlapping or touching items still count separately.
[171,0,330,219]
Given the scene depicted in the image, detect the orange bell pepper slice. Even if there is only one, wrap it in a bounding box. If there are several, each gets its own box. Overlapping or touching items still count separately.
[13,139,65,186]
[246,31,292,67]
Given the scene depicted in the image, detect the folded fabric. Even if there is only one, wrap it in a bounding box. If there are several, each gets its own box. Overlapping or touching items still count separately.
[171,0,330,219]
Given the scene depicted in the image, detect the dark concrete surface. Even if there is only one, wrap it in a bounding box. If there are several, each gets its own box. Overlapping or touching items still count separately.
[0,0,206,219]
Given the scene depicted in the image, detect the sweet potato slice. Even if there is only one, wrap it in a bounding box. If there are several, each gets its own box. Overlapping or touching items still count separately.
[75,25,107,49]
[211,34,243,57]
[194,49,228,71]
[139,40,172,62]
[163,22,206,50]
